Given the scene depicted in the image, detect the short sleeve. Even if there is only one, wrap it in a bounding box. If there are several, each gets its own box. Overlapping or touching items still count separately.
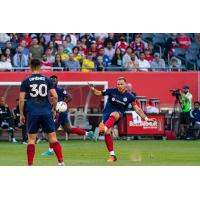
[20,80,26,92]
[130,93,136,103]
[102,88,113,96]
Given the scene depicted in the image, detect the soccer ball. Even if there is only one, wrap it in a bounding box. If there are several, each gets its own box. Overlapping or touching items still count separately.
[56,101,68,112]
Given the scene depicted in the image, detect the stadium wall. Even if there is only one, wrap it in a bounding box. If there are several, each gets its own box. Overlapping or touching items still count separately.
[0,72,198,107]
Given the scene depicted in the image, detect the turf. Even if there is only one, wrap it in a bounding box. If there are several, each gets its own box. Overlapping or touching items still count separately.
[1,140,200,166]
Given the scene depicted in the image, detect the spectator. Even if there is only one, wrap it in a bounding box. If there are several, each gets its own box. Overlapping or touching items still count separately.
[122,46,134,67]
[94,33,108,41]
[20,40,29,56]
[104,33,117,47]
[95,56,105,71]
[0,33,10,43]
[4,48,13,63]
[87,41,98,61]
[46,41,57,56]
[64,53,80,71]
[64,34,74,51]
[85,33,95,48]
[104,41,115,60]
[115,35,128,52]
[125,52,139,72]
[20,33,32,48]
[111,48,123,67]
[41,54,53,71]
[130,34,145,55]
[144,48,154,62]
[96,47,111,68]
[13,46,28,70]
[164,33,178,58]
[0,54,12,71]
[45,48,55,64]
[38,35,46,49]
[169,57,182,71]
[53,53,65,70]
[69,33,78,46]
[0,97,16,143]
[29,37,44,59]
[72,46,83,64]
[177,33,191,50]
[95,36,104,49]
[194,33,200,44]
[79,36,88,55]
[57,45,68,61]
[138,52,151,72]
[150,52,165,71]
[42,33,52,46]
[81,52,95,72]
[5,41,16,56]
[53,33,63,45]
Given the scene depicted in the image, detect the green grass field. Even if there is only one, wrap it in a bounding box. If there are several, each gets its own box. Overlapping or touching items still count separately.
[1,140,200,166]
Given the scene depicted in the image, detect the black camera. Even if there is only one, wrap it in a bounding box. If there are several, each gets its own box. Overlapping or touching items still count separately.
[170,89,181,99]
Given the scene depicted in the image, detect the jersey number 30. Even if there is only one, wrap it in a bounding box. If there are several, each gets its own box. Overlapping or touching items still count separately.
[30,84,47,97]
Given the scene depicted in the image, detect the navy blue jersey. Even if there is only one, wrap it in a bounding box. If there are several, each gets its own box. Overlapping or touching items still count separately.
[102,88,136,114]
[20,74,54,115]
[55,86,71,102]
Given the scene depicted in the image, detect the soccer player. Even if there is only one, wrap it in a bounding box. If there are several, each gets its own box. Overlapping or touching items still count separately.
[19,59,64,166]
[41,75,95,156]
[88,77,154,162]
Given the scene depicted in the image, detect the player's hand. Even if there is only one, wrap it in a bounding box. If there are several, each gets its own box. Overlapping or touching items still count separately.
[88,82,95,90]
[145,117,155,122]
[20,115,25,124]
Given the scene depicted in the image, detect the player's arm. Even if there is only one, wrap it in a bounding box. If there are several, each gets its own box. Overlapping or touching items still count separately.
[50,88,58,112]
[132,101,154,122]
[88,83,103,96]
[19,92,26,124]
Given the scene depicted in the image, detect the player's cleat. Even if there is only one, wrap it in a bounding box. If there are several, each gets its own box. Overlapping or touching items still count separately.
[99,122,108,133]
[58,162,65,166]
[86,131,96,140]
[41,150,54,156]
[12,138,17,143]
[107,155,117,162]
[22,141,27,145]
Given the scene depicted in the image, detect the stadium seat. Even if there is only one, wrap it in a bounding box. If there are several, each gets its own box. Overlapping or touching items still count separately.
[174,48,187,58]
[152,36,166,47]
[142,33,154,41]
[196,59,200,70]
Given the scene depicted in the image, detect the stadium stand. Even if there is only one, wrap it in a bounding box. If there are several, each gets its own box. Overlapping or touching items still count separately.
[0,33,199,72]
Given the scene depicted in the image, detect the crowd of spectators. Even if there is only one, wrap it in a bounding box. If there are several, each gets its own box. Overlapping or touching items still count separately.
[0,33,199,72]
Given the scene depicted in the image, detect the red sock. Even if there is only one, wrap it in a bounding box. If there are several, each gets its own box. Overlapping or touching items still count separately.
[105,116,116,129]
[51,142,64,163]
[49,143,53,149]
[70,127,86,135]
[104,134,114,152]
[27,144,35,166]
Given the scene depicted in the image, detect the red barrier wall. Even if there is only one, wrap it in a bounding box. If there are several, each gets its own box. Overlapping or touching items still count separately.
[0,72,198,107]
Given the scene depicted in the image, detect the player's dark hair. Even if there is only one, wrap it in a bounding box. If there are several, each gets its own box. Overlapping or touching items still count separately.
[50,75,58,79]
[117,77,126,82]
[194,101,200,105]
[31,59,41,71]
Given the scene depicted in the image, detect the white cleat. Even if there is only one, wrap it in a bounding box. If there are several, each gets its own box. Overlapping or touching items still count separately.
[12,138,17,143]
[58,162,65,166]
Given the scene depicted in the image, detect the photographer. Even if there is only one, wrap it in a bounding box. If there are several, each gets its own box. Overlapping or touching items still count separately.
[0,97,17,142]
[13,99,27,144]
[179,85,193,139]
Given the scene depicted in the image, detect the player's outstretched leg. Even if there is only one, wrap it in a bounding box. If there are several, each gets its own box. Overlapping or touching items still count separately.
[99,112,120,162]
[27,134,37,166]
[48,132,64,166]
